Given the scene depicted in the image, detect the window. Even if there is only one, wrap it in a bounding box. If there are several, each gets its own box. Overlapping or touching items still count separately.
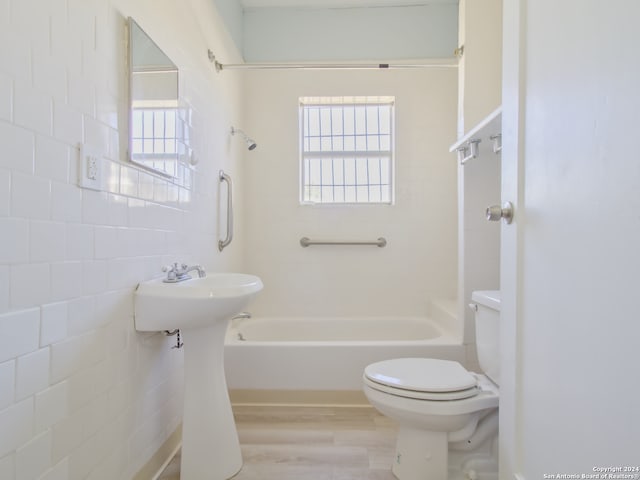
[300,96,395,204]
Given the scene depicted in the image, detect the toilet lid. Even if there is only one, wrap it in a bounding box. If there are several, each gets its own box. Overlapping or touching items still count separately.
[364,358,478,394]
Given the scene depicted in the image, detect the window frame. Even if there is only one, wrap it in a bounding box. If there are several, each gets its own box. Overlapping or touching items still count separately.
[299,96,396,206]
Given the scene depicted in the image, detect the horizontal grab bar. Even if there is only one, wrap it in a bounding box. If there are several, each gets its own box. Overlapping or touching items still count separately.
[300,237,387,248]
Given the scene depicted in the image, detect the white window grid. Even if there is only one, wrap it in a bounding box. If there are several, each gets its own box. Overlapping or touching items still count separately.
[131,108,179,158]
[300,96,395,204]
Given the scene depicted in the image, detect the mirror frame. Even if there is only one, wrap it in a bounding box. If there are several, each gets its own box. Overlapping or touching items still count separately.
[127,17,184,179]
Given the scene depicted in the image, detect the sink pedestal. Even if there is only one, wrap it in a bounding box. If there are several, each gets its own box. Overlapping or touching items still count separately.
[133,272,263,479]
[180,320,241,479]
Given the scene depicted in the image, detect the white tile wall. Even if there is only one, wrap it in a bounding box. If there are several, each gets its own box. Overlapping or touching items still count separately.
[0,0,244,478]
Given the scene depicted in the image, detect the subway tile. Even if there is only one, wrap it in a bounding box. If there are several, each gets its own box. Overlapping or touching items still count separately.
[52,100,83,146]
[79,393,108,440]
[41,302,68,347]
[30,221,67,263]
[15,347,50,401]
[0,360,15,410]
[35,135,71,183]
[0,454,14,480]
[96,89,119,132]
[33,50,68,104]
[119,166,139,198]
[153,177,169,203]
[10,172,51,220]
[10,0,50,52]
[10,263,51,309]
[0,0,6,25]
[35,381,69,432]
[50,330,105,384]
[66,295,96,336]
[81,189,109,225]
[0,122,34,174]
[0,397,34,457]
[138,172,155,201]
[0,168,9,216]
[0,72,12,122]
[67,430,104,480]
[67,360,113,413]
[0,266,8,314]
[51,13,81,80]
[40,458,69,480]
[67,0,96,52]
[69,75,95,118]
[0,217,28,264]
[15,429,52,480]
[102,160,120,194]
[127,198,147,228]
[106,257,146,291]
[82,261,108,296]
[107,193,128,226]
[94,225,119,259]
[51,181,82,223]
[83,117,110,158]
[50,261,83,302]
[51,411,83,464]
[13,81,53,136]
[0,27,31,81]
[65,223,94,261]
[108,126,120,163]
[0,308,39,363]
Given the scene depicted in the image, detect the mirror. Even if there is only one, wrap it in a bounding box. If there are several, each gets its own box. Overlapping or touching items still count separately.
[128,18,191,178]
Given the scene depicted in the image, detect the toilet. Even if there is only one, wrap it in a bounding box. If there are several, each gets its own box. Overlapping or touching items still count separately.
[363,291,501,480]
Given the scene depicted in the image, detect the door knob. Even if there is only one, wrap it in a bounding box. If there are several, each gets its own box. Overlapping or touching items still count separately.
[486,202,514,224]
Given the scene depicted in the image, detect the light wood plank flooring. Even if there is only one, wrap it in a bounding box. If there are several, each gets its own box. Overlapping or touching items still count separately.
[158,405,398,479]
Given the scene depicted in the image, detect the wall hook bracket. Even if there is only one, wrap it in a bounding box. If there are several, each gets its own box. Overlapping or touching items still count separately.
[456,138,481,165]
[207,50,223,72]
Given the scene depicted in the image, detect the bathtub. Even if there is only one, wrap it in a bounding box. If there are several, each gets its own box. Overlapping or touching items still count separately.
[224,307,465,399]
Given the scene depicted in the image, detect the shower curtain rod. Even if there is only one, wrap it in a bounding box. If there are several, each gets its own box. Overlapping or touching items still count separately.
[207,51,457,72]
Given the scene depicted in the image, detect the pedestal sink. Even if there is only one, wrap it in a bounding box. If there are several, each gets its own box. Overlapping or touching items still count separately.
[134,273,263,480]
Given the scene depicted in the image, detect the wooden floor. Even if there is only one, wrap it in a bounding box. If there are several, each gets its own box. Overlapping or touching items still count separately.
[158,405,398,480]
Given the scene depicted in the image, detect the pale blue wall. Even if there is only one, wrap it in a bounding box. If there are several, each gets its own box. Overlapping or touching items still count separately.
[212,2,458,62]
[214,0,245,54]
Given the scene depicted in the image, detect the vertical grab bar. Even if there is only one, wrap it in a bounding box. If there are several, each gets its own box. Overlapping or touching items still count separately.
[218,170,233,251]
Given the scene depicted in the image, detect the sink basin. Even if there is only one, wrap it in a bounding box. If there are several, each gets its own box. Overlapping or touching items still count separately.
[134,273,263,331]
[134,272,263,479]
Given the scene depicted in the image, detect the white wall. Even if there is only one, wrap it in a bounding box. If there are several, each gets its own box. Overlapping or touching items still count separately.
[501,0,640,477]
[242,68,458,319]
[456,0,502,354]
[0,0,244,478]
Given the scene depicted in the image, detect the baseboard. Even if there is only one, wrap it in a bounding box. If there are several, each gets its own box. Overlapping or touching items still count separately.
[229,389,371,407]
[132,426,182,480]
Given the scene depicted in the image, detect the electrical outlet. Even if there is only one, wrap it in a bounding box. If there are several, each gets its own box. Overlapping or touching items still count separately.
[78,143,102,191]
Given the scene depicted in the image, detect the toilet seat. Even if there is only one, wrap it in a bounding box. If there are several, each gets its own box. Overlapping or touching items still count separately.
[364,358,480,401]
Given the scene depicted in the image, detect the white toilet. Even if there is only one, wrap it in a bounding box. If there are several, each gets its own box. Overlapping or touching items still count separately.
[363,291,501,480]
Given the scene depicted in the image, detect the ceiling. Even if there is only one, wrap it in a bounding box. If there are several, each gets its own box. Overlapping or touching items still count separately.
[241,0,457,8]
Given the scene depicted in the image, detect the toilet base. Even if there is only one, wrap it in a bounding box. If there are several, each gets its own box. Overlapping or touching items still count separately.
[392,427,448,480]
[390,423,499,480]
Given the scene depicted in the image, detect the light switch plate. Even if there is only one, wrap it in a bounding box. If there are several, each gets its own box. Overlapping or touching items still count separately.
[78,143,102,191]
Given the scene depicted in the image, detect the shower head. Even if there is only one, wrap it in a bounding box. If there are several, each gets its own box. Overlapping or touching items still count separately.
[231,127,257,151]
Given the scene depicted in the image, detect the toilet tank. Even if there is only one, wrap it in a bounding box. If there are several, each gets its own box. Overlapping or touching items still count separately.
[471,290,501,386]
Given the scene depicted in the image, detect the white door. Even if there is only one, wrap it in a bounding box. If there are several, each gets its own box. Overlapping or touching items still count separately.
[500,1,640,478]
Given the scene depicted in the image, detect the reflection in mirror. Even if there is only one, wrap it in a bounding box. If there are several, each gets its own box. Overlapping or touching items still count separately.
[128,18,190,178]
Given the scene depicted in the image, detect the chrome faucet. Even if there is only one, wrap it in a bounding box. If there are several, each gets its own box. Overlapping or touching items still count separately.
[162,263,206,283]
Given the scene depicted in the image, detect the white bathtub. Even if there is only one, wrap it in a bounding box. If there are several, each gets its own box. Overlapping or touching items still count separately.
[224,311,465,393]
